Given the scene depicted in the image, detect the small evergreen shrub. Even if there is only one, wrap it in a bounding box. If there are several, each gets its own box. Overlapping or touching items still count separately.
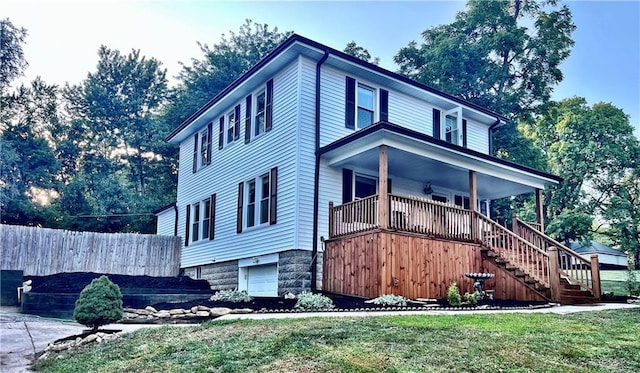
[371,294,408,307]
[74,276,123,331]
[464,291,481,305]
[294,292,334,311]
[447,282,462,306]
[210,289,253,302]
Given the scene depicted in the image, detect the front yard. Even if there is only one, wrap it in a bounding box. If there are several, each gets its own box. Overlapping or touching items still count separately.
[34,309,639,372]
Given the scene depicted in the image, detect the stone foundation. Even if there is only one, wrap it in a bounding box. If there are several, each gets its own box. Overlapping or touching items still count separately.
[184,260,239,292]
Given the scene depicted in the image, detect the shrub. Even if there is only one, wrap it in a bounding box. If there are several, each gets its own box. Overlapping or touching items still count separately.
[447,282,462,306]
[294,292,334,311]
[74,276,123,331]
[210,289,253,302]
[626,262,640,296]
[464,291,481,305]
[371,294,408,307]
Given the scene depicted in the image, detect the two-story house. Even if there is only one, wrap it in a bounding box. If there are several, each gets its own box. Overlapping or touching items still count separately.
[157,34,600,304]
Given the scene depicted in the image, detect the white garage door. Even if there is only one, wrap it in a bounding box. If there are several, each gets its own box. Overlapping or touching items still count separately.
[247,264,278,297]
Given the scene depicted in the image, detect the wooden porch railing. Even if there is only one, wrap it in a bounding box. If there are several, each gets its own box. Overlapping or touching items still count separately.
[388,194,475,242]
[477,214,550,288]
[328,195,378,238]
[514,217,598,296]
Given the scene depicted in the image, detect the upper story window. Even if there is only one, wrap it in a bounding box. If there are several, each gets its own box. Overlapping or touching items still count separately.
[227,109,237,144]
[247,79,273,142]
[237,167,278,233]
[357,84,375,128]
[445,114,459,145]
[345,76,389,130]
[192,124,212,173]
[254,88,266,137]
[185,194,216,246]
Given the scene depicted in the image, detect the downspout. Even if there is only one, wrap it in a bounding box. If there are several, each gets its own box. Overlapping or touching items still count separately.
[311,50,330,292]
[173,204,179,236]
[488,118,502,156]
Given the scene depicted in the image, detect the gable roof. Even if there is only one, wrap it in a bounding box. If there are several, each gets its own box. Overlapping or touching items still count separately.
[568,241,628,257]
[165,34,509,143]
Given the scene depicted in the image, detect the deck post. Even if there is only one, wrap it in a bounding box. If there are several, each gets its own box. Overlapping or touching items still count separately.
[548,246,562,302]
[590,254,601,300]
[469,170,478,241]
[535,188,544,232]
[378,145,388,229]
[328,201,334,239]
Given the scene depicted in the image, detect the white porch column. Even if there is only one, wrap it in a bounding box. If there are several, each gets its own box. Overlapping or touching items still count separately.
[535,188,544,232]
[379,145,388,229]
[468,170,478,212]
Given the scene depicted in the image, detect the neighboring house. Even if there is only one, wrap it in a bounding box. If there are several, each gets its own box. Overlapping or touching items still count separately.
[158,34,601,303]
[568,241,628,270]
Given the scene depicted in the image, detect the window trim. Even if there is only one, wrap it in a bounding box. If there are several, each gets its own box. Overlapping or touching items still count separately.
[254,87,266,138]
[239,167,277,232]
[189,195,215,244]
[356,83,376,129]
[443,107,462,145]
[354,173,378,200]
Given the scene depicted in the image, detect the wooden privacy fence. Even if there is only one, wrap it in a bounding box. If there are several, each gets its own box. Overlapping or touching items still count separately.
[0,225,181,277]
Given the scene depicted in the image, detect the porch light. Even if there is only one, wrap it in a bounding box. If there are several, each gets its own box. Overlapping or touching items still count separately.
[423,183,433,195]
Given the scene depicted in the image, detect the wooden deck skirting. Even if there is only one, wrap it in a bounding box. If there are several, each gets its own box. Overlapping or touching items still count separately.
[323,229,545,301]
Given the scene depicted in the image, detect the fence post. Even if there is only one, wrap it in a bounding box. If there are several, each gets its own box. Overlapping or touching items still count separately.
[590,254,601,300]
[328,202,334,238]
[548,246,562,303]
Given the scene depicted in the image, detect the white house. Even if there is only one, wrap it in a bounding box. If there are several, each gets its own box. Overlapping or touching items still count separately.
[157,34,599,303]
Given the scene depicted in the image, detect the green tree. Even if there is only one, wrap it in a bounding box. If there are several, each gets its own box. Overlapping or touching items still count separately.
[394,0,575,165]
[161,20,292,129]
[0,18,28,95]
[602,170,640,269]
[523,98,640,245]
[74,276,123,331]
[343,41,380,65]
[60,46,171,233]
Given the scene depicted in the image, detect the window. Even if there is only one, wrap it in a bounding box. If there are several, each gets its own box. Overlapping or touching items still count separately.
[200,128,210,165]
[193,124,212,172]
[445,114,458,145]
[357,84,375,128]
[247,180,256,228]
[454,195,470,209]
[187,195,216,244]
[227,109,236,144]
[260,173,270,224]
[254,88,266,137]
[238,168,277,232]
[355,175,377,199]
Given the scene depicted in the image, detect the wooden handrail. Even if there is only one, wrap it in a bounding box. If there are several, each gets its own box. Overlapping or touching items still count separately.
[329,195,379,238]
[514,217,594,294]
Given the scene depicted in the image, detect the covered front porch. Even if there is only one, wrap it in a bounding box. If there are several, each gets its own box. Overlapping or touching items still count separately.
[319,123,600,303]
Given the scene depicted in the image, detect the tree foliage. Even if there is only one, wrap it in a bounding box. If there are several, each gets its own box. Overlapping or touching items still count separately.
[343,41,380,65]
[74,276,123,331]
[0,18,28,95]
[162,20,292,130]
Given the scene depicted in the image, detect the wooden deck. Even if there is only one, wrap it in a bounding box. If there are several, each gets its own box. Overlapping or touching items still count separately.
[324,194,601,303]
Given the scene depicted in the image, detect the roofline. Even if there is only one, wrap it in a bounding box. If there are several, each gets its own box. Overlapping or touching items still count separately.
[318,121,562,183]
[153,202,176,215]
[165,34,509,142]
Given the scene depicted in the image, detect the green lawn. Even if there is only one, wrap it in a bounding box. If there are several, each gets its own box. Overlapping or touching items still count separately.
[600,270,640,296]
[34,309,640,373]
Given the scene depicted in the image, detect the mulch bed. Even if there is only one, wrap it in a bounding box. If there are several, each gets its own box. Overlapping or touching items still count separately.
[25,272,550,312]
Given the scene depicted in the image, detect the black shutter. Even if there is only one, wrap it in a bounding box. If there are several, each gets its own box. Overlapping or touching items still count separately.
[380,89,389,122]
[269,167,277,225]
[209,194,216,240]
[192,133,198,173]
[237,182,244,233]
[462,119,468,148]
[345,76,356,129]
[184,204,190,246]
[432,108,441,139]
[234,104,241,140]
[206,122,212,165]
[265,79,273,132]
[342,168,353,203]
[387,178,392,194]
[245,94,252,143]
[218,117,224,150]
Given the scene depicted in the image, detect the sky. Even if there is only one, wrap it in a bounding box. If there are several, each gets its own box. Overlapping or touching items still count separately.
[5,0,640,135]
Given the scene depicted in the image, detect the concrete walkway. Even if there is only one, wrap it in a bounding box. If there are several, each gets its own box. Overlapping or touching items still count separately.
[1,303,638,372]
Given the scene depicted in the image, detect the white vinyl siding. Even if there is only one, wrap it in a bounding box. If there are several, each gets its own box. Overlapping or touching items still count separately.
[466,119,489,154]
[156,209,174,236]
[176,60,299,268]
[387,90,433,135]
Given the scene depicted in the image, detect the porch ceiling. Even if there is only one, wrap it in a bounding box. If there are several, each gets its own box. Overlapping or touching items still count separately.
[319,123,560,200]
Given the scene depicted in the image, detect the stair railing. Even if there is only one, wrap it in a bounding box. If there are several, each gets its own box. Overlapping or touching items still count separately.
[513,217,596,295]
[475,213,550,288]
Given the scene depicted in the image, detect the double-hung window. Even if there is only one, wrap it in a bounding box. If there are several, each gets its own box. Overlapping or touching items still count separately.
[254,88,266,137]
[192,124,212,172]
[199,128,209,165]
[445,114,458,145]
[354,175,377,199]
[357,84,375,128]
[227,109,237,144]
[237,167,277,233]
[185,194,216,246]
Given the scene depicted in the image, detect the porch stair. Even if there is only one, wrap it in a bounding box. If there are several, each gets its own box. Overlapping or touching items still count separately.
[477,215,600,304]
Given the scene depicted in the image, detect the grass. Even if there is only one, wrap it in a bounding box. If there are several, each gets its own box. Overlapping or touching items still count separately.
[34,309,640,372]
[600,270,640,296]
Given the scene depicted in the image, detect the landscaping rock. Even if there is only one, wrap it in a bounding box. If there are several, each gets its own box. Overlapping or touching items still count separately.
[230,308,254,314]
[209,307,232,317]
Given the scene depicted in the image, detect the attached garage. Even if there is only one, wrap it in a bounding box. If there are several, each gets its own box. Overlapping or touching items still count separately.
[238,253,279,297]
